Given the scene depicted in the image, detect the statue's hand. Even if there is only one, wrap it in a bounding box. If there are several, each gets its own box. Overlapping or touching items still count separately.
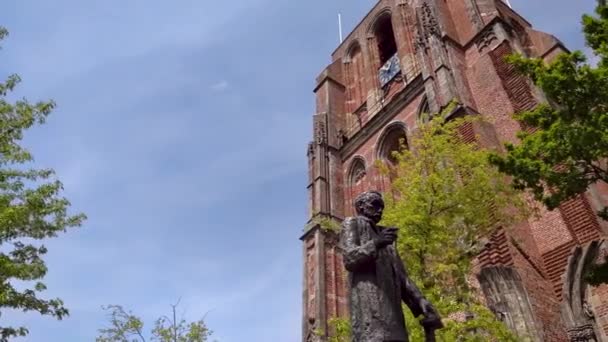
[420,299,443,330]
[375,227,398,249]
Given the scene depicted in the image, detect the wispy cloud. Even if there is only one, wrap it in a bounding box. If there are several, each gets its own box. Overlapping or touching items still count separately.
[210,80,229,91]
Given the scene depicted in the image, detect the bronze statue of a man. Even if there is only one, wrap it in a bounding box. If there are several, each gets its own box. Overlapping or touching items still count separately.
[340,191,443,342]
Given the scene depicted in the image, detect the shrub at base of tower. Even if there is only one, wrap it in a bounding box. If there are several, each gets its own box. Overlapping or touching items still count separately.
[378,116,527,341]
[489,4,608,285]
[0,27,86,341]
[315,317,352,342]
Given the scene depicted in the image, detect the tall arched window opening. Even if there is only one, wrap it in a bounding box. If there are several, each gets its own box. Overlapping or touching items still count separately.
[374,15,398,65]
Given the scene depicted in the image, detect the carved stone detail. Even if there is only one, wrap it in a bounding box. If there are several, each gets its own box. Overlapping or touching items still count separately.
[567,324,597,342]
[476,26,498,52]
[561,241,603,342]
[336,129,348,148]
[414,29,426,53]
[415,2,440,53]
[307,142,315,157]
[315,121,327,145]
[583,301,595,320]
[464,0,483,30]
[420,2,440,37]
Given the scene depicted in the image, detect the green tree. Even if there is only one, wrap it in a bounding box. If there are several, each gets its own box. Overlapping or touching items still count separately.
[96,301,214,342]
[488,3,608,284]
[489,3,608,220]
[0,27,86,341]
[378,115,526,341]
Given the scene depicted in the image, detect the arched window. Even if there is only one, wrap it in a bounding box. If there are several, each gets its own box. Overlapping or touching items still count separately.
[348,157,367,215]
[349,157,367,188]
[377,122,408,166]
[346,42,366,112]
[374,14,398,65]
[376,122,407,194]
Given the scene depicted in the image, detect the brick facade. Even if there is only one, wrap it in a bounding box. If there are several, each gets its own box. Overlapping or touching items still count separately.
[301,1,608,341]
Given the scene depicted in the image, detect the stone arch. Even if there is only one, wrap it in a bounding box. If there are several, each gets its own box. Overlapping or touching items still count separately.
[561,240,605,341]
[345,40,362,61]
[367,8,393,35]
[368,9,398,66]
[376,121,408,193]
[376,121,408,165]
[417,96,432,123]
[348,156,367,187]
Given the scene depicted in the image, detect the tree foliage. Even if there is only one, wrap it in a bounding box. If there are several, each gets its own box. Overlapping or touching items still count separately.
[378,115,526,341]
[316,317,352,342]
[489,4,608,221]
[0,27,86,341]
[96,301,214,342]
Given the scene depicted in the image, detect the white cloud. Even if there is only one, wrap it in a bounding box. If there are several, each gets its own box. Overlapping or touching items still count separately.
[210,80,229,91]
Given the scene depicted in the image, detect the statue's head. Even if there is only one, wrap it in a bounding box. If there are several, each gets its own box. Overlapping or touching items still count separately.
[354,191,384,224]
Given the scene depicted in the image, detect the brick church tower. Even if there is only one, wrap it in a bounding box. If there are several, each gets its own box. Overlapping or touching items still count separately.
[301,0,608,341]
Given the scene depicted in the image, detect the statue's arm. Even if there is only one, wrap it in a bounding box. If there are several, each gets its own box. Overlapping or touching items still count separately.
[340,218,377,272]
[401,274,425,317]
[395,249,424,317]
[396,248,443,331]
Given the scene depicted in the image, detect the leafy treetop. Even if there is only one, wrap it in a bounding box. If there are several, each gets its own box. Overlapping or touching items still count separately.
[0,26,86,341]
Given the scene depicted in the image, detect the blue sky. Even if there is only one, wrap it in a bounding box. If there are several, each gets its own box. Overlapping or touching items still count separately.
[0,1,598,341]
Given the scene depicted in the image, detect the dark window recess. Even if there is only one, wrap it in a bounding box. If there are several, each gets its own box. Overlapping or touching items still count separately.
[375,16,398,65]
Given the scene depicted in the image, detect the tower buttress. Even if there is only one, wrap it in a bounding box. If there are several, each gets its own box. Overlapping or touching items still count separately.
[302,60,349,342]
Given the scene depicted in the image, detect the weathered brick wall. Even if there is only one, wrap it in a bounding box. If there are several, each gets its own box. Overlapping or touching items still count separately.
[530,205,573,256]
[560,195,603,246]
[444,0,476,43]
[345,45,368,114]
[466,45,520,144]
[511,245,569,340]
[478,228,513,267]
[490,41,536,115]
